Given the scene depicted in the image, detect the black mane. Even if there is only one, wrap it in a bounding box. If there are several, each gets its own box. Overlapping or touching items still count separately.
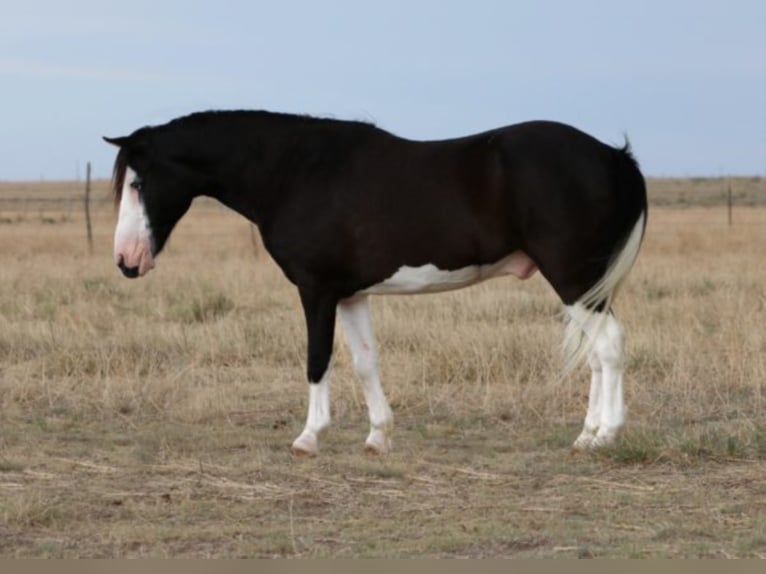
[108,110,378,204]
[167,109,376,130]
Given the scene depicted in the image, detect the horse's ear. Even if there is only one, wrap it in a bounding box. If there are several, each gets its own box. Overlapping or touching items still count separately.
[103,135,130,148]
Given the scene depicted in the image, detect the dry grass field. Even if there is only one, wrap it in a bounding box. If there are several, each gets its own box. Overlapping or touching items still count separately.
[0,178,765,557]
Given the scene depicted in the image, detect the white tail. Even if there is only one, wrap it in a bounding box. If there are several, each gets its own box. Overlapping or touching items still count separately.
[561,211,646,374]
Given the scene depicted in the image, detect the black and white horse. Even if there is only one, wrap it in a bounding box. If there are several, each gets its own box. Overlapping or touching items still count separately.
[105,111,647,456]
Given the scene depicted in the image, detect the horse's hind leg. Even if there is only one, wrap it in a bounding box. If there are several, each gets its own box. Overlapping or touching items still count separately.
[567,307,626,450]
[572,350,603,450]
[591,312,625,447]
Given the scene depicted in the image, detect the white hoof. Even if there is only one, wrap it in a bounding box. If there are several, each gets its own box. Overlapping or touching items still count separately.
[290,432,319,457]
[365,428,391,455]
[572,426,598,451]
[592,427,621,448]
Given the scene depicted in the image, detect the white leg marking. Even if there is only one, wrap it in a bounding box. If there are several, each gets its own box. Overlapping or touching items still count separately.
[338,296,393,454]
[572,351,602,450]
[566,305,625,449]
[593,313,625,446]
[291,370,331,456]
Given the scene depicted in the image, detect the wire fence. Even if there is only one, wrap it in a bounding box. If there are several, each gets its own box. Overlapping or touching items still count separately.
[0,181,226,215]
[1,176,765,224]
[0,175,258,254]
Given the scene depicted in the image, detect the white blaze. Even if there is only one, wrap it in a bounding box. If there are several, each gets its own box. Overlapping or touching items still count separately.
[114,167,155,276]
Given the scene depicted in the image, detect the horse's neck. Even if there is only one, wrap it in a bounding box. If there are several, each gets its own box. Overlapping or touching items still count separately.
[208,153,289,229]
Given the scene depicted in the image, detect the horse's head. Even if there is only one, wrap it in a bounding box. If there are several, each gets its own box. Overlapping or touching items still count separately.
[104,130,201,278]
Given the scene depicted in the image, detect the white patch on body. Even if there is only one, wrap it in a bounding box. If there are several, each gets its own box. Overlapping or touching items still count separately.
[361,250,537,295]
[114,167,155,276]
[338,295,393,454]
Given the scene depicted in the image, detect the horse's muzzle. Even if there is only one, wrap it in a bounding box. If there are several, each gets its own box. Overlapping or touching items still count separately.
[117,258,140,279]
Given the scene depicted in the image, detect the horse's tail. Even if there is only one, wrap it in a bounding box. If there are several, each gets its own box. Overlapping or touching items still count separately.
[561,143,647,374]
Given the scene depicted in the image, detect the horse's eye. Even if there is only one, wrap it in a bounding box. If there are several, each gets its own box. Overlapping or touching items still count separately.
[129,178,143,191]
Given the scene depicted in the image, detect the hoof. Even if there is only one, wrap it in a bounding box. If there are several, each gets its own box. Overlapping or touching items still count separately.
[365,443,387,456]
[290,445,317,457]
[569,446,585,456]
[591,430,620,449]
[290,433,318,457]
[364,429,390,455]
[572,427,598,451]
[571,427,621,452]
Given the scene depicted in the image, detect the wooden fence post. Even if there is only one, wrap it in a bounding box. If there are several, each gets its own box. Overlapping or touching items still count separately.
[85,162,93,254]
[727,180,733,228]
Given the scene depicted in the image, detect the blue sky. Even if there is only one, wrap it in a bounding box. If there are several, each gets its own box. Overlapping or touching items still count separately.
[1,0,764,180]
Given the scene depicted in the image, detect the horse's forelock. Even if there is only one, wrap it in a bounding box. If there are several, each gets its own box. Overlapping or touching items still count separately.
[112,148,129,208]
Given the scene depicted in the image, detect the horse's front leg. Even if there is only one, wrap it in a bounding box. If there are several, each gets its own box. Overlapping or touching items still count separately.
[290,287,339,456]
[338,295,393,454]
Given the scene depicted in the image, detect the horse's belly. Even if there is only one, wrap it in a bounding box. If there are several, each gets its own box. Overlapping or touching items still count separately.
[360,251,537,296]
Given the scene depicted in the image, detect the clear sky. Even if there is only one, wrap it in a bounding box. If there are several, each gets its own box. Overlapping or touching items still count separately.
[1,0,764,180]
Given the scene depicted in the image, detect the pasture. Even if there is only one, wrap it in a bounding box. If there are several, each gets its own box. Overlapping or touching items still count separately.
[0,178,765,557]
